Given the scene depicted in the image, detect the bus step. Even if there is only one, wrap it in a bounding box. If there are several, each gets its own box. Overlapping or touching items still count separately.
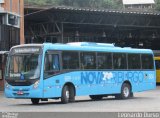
[41,98,48,101]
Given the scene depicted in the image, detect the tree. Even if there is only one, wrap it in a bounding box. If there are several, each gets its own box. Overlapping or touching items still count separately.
[102,0,122,9]
[25,0,46,5]
[24,0,123,9]
[155,0,160,11]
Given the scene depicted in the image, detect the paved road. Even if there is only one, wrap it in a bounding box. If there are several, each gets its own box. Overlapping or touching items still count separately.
[0,86,160,112]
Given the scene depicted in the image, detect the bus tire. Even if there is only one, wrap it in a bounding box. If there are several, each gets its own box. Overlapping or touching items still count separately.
[61,85,70,104]
[130,92,134,98]
[119,83,131,99]
[69,86,75,102]
[89,95,103,100]
[31,98,40,105]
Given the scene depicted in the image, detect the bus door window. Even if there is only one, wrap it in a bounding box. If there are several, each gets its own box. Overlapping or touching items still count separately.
[44,53,60,78]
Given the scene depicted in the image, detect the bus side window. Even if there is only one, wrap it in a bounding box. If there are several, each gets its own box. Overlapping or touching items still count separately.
[97,53,112,69]
[80,52,96,69]
[44,53,60,78]
[52,55,60,70]
[62,51,79,70]
[128,54,141,69]
[113,53,127,69]
[141,54,154,69]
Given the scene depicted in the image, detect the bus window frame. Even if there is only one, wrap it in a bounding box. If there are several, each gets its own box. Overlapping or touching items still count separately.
[43,50,62,79]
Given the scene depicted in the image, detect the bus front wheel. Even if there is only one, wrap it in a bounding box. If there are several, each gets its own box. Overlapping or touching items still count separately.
[61,85,75,104]
[31,98,40,105]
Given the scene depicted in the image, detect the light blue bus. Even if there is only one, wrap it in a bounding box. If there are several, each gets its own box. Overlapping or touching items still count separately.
[4,42,156,104]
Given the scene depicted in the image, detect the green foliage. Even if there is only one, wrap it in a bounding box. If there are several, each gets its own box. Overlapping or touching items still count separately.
[24,0,123,9]
[25,0,45,5]
[102,0,122,9]
[25,0,57,5]
[155,0,160,11]
[24,0,160,10]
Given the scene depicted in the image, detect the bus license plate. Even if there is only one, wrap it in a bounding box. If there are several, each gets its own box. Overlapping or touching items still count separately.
[17,91,24,95]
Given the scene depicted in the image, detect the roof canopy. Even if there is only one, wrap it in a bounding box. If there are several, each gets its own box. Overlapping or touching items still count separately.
[123,0,155,5]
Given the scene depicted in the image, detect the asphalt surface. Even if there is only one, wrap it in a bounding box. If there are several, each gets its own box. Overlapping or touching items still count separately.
[0,86,160,112]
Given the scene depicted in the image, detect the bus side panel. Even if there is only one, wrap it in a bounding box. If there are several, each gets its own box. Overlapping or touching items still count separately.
[76,71,121,95]
[5,70,155,99]
[131,71,156,92]
[43,76,63,98]
[43,70,156,98]
[43,71,121,98]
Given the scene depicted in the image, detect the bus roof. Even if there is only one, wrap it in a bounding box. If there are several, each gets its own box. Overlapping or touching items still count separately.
[45,42,153,54]
[67,42,115,47]
[10,42,153,54]
[11,44,43,49]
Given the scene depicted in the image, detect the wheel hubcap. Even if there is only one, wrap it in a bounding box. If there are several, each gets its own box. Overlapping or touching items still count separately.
[66,90,69,99]
[123,87,129,97]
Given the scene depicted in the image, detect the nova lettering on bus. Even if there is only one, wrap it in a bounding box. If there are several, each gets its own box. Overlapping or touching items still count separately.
[81,72,103,84]
[81,71,145,84]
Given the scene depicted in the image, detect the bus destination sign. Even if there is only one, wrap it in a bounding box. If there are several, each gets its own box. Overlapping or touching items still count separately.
[12,47,41,54]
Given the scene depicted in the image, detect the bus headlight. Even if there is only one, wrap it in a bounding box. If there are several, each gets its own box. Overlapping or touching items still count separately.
[33,80,40,89]
[5,82,10,89]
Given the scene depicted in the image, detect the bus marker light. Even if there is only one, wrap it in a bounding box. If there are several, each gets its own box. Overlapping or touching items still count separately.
[33,80,40,89]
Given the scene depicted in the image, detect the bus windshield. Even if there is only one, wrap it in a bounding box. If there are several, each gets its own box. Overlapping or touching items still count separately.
[5,53,41,80]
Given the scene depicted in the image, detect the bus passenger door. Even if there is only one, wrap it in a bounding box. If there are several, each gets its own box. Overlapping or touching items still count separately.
[43,51,61,98]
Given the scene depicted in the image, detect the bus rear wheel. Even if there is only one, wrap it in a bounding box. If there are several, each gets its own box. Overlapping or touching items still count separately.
[31,98,40,105]
[89,95,103,100]
[116,83,131,99]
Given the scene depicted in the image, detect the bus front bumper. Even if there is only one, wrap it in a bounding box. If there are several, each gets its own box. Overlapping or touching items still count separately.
[5,88,43,99]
